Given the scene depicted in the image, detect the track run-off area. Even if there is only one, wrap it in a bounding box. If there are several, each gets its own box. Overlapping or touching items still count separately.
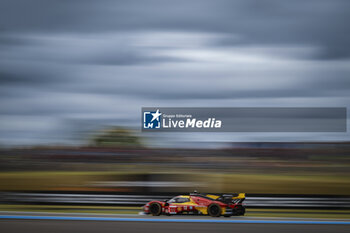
[0,212,350,224]
[1,213,350,233]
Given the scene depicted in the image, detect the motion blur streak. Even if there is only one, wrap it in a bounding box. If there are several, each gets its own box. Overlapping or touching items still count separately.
[1,220,349,233]
[1,215,350,224]
[2,193,350,208]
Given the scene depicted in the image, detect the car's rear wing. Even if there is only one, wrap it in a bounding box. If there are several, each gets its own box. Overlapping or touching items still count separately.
[206,193,245,204]
[233,193,245,199]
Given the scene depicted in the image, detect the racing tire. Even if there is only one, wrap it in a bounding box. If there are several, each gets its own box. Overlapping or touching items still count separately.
[238,206,246,216]
[208,203,222,217]
[149,202,162,216]
[233,206,245,216]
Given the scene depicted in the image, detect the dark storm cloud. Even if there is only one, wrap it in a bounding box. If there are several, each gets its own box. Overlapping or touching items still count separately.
[80,50,187,66]
[0,60,75,87]
[1,0,349,59]
[0,72,37,85]
[0,36,37,46]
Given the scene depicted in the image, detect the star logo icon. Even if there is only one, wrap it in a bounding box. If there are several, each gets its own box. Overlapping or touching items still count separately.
[151,109,162,122]
[143,109,162,129]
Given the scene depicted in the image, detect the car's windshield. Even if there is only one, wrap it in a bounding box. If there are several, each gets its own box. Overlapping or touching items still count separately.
[167,197,190,203]
[167,198,177,203]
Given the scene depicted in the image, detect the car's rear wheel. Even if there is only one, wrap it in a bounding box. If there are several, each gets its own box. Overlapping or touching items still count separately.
[149,203,162,216]
[238,206,245,216]
[208,203,221,217]
[233,206,245,216]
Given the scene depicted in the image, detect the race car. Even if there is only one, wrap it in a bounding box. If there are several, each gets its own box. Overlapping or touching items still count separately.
[143,191,245,217]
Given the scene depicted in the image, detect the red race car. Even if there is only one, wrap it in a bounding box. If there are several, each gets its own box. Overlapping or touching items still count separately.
[143,191,245,217]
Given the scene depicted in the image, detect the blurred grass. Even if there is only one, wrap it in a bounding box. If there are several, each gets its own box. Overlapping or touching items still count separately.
[0,204,140,214]
[0,171,349,194]
[1,205,350,219]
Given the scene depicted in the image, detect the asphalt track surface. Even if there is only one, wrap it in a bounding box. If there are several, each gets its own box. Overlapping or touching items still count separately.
[1,213,349,233]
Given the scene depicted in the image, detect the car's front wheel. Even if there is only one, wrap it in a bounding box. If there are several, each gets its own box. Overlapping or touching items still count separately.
[149,203,162,216]
[208,203,221,217]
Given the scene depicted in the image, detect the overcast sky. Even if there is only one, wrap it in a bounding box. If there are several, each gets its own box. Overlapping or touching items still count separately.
[0,0,349,146]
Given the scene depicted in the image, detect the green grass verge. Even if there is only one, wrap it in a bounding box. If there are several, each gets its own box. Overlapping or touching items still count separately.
[1,205,350,219]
